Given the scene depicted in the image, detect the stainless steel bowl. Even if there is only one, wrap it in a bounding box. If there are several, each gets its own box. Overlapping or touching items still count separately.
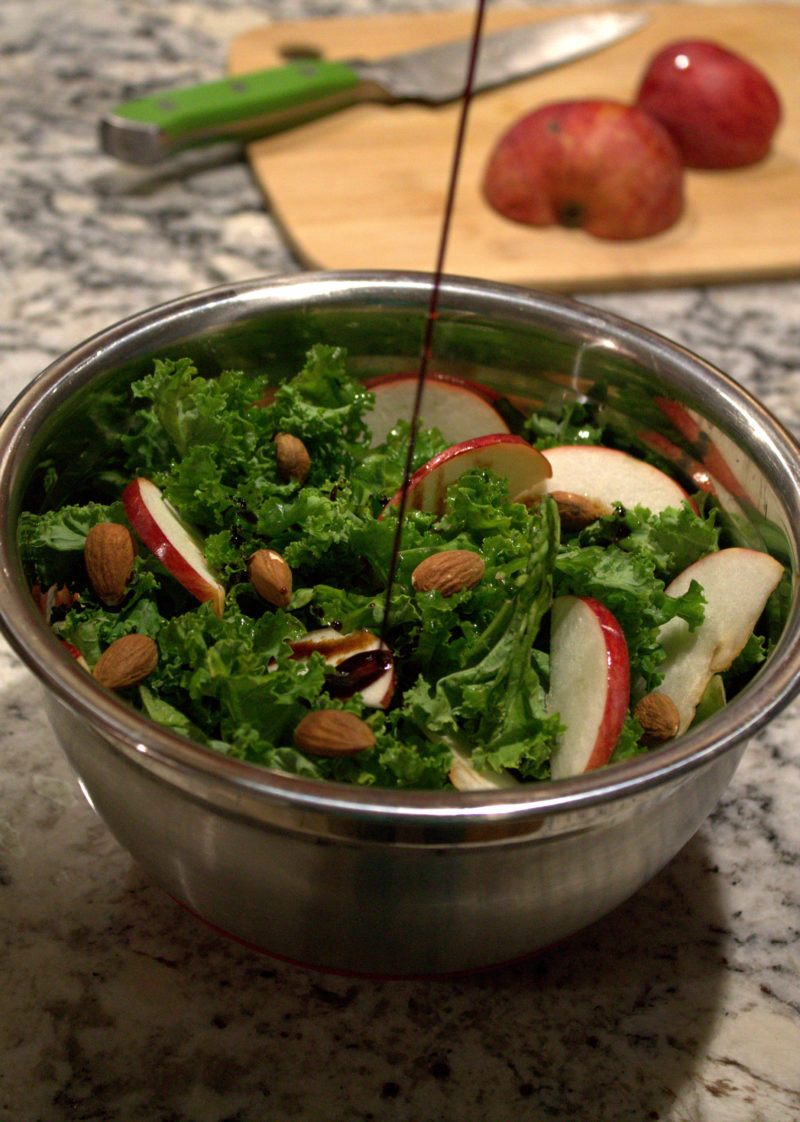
[2,271,800,976]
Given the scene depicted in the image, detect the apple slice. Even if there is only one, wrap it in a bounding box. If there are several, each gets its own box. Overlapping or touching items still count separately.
[691,674,726,728]
[543,444,694,515]
[384,434,551,516]
[288,627,395,709]
[61,639,90,671]
[122,477,226,617]
[548,595,630,779]
[448,742,519,790]
[653,547,783,735]
[363,372,509,447]
[366,370,504,402]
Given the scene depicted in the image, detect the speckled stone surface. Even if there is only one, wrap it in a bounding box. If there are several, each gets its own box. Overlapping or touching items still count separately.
[2,2,800,1120]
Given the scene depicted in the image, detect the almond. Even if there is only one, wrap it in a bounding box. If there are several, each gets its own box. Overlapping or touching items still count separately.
[84,522,136,606]
[247,549,292,608]
[93,633,158,691]
[634,691,681,746]
[275,432,311,485]
[293,709,376,757]
[411,550,485,597]
[550,491,613,532]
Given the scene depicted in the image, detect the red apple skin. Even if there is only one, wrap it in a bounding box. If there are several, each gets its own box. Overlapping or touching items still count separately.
[581,599,630,772]
[382,433,551,516]
[548,595,630,778]
[482,99,684,240]
[61,639,90,671]
[123,478,226,617]
[635,40,781,169]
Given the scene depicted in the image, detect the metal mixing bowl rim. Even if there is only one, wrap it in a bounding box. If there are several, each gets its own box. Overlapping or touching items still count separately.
[2,270,800,827]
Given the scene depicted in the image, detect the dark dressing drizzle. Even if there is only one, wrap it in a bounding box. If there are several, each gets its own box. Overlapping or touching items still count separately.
[379,0,489,651]
[324,648,394,699]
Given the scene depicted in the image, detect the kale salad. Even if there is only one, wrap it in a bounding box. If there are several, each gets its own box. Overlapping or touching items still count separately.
[18,345,787,790]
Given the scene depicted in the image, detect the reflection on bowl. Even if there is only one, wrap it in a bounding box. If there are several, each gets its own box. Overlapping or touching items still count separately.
[1,271,799,976]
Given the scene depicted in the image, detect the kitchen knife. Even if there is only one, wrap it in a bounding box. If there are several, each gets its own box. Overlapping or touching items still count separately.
[100,10,647,165]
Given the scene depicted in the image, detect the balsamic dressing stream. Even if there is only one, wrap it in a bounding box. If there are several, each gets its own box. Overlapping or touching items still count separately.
[379,0,489,639]
[324,0,489,699]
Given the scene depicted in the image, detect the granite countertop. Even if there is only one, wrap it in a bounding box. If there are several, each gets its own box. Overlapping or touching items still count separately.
[2,1,799,1119]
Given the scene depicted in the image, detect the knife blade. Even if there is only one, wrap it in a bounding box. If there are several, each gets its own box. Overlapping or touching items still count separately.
[100,10,647,166]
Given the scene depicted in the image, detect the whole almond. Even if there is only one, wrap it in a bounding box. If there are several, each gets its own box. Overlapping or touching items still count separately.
[247,549,292,608]
[634,692,681,746]
[412,550,485,597]
[275,432,311,485]
[93,633,158,691]
[294,709,376,757]
[550,491,613,532]
[85,522,136,606]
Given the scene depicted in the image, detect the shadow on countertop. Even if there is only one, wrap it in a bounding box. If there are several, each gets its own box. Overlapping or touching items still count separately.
[3,784,733,1122]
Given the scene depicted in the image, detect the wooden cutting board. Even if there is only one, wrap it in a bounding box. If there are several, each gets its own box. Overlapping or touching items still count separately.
[228,4,800,292]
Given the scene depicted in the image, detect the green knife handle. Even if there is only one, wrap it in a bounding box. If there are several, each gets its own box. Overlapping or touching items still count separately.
[100,59,364,165]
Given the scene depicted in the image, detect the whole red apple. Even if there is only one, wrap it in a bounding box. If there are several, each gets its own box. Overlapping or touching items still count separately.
[482,99,684,240]
[635,39,781,168]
